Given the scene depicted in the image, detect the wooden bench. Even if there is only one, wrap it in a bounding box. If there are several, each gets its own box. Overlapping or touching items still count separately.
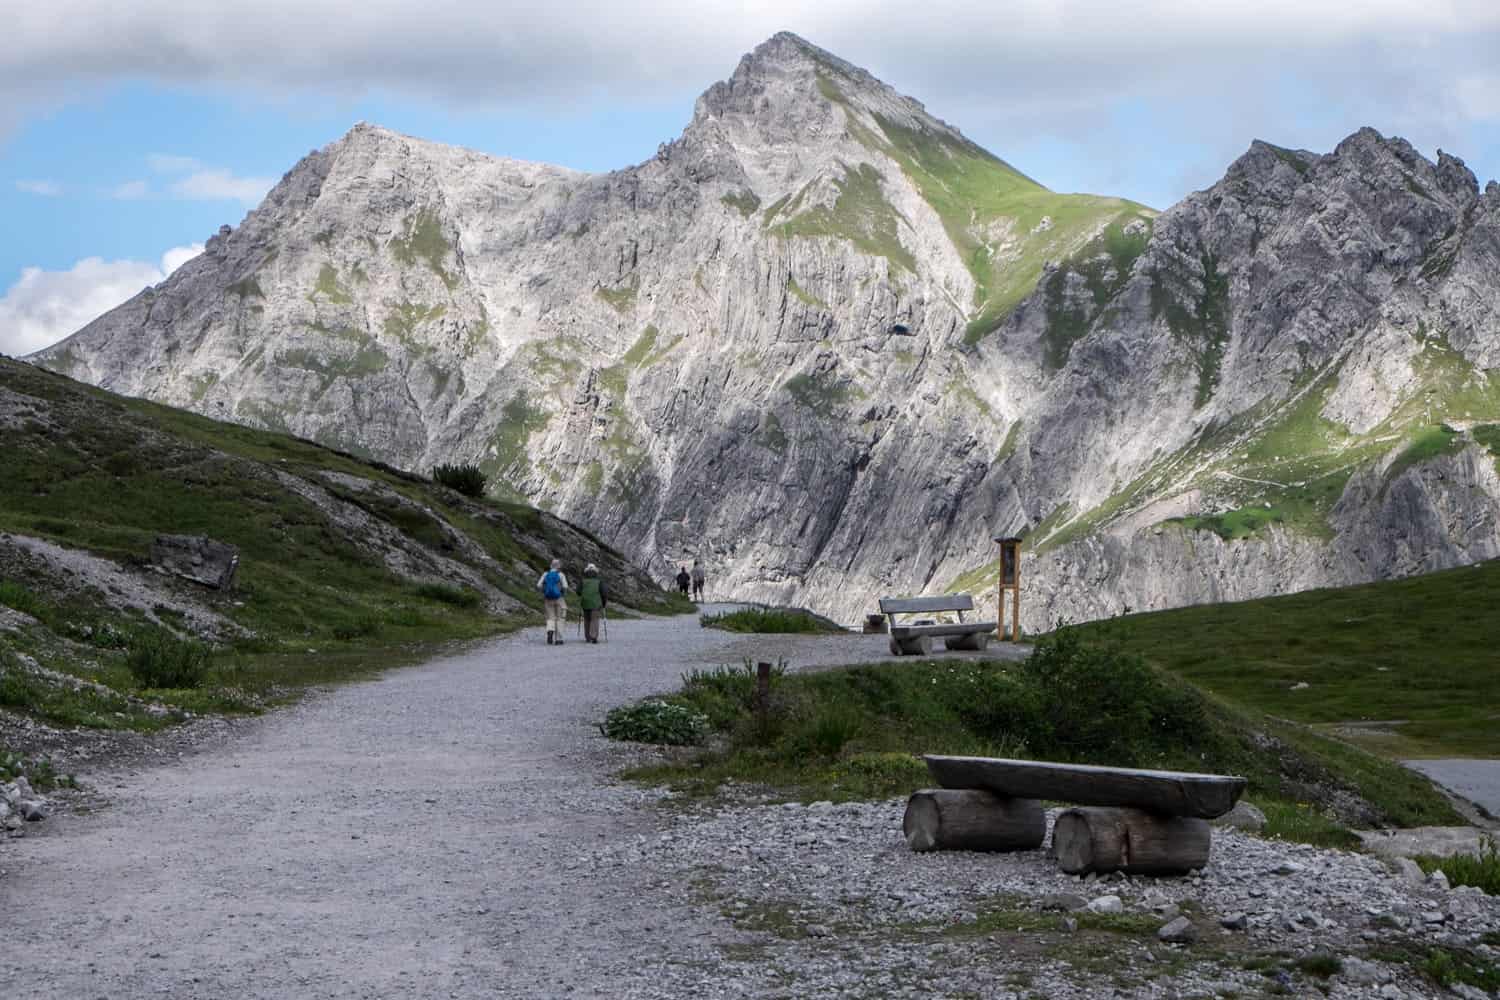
[904,755,1247,876]
[879,594,997,656]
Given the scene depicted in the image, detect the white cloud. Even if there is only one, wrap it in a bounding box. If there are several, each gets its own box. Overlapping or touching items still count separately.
[0,243,204,357]
[146,153,203,173]
[167,168,273,204]
[15,179,62,196]
[160,242,204,275]
[1,2,1497,121]
[111,179,148,200]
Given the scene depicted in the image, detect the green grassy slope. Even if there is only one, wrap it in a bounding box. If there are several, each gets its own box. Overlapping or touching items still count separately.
[799,72,1154,346]
[1065,559,1500,758]
[0,357,690,739]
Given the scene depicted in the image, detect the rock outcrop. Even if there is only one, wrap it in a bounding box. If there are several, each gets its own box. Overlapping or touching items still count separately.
[32,33,1500,627]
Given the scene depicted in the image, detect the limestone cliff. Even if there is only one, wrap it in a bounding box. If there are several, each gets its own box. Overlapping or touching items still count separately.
[32,33,1500,628]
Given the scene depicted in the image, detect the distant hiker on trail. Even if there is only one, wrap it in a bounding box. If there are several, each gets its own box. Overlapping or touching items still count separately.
[691,560,705,602]
[675,565,691,598]
[538,560,569,646]
[579,563,609,644]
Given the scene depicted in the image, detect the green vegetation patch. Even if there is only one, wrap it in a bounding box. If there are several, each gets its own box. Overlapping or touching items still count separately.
[1039,220,1153,370]
[1385,423,1463,483]
[622,325,660,368]
[310,264,353,305]
[784,371,860,417]
[1065,558,1500,758]
[786,276,828,310]
[277,345,389,393]
[720,190,761,217]
[1414,839,1500,896]
[601,700,709,746]
[699,607,843,634]
[1169,505,1285,541]
[383,301,446,349]
[389,210,458,289]
[767,162,917,273]
[815,98,1152,346]
[597,277,639,313]
[482,392,550,489]
[1149,253,1230,405]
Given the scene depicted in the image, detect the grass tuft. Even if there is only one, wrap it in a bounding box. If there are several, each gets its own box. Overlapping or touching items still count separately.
[700,608,842,634]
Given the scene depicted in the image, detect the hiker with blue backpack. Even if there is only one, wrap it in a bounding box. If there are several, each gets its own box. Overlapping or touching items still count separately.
[537,559,569,645]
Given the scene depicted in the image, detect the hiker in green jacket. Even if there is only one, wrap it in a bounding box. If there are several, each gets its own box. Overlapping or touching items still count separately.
[579,563,609,644]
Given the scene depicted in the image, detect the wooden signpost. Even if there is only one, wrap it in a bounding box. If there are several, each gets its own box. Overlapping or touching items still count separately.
[994,536,1022,641]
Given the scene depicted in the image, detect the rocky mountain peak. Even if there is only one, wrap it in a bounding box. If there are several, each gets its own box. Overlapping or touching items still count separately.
[31,41,1500,635]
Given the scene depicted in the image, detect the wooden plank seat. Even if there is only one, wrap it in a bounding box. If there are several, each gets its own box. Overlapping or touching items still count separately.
[923,754,1247,820]
[878,595,997,656]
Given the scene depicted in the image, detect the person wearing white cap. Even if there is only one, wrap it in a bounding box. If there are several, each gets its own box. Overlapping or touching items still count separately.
[578,563,609,644]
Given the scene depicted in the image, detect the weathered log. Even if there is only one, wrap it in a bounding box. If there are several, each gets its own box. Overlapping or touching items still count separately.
[889,634,931,656]
[903,789,1045,852]
[1052,807,1212,875]
[925,755,1246,819]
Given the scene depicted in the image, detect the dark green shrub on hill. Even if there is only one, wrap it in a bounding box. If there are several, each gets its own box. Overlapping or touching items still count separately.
[1019,629,1209,764]
[432,463,487,498]
[700,607,842,633]
[126,630,211,690]
[412,582,483,608]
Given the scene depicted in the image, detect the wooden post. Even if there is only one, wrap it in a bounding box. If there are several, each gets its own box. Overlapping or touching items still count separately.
[995,536,1022,641]
[755,661,772,720]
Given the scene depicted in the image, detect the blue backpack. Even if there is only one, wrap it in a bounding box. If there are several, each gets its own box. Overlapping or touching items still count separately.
[542,570,563,600]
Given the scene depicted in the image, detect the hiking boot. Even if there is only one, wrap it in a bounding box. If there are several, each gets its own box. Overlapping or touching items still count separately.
[546,630,554,645]
[555,636,565,645]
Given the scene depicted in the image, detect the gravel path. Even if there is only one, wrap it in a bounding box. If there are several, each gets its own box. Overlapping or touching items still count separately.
[4,611,1497,999]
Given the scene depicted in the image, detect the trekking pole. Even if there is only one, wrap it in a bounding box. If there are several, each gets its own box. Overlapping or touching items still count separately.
[602,607,609,643]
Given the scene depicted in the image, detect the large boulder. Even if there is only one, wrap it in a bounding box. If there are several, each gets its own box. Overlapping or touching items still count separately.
[149,534,240,590]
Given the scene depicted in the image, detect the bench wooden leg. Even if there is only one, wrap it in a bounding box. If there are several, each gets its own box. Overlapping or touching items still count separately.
[890,634,931,656]
[903,790,1045,852]
[1052,807,1211,875]
[944,632,990,652]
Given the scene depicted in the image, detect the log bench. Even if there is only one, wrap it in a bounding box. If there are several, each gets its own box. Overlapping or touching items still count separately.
[879,595,997,656]
[904,755,1247,876]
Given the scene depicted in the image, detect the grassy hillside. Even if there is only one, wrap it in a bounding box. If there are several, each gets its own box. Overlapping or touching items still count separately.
[1063,559,1500,758]
[616,630,1462,843]
[0,357,689,747]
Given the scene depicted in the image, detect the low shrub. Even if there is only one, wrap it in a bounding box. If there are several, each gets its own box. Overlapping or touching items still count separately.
[600,700,708,746]
[700,608,841,634]
[0,750,75,791]
[126,630,211,689]
[331,615,383,641]
[432,463,487,498]
[413,582,484,608]
[0,579,43,617]
[1414,839,1500,895]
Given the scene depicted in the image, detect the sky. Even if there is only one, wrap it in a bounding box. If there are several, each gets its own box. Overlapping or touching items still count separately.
[3,0,1499,356]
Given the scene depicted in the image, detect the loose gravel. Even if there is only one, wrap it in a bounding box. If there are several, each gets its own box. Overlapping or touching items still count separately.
[2,609,1496,998]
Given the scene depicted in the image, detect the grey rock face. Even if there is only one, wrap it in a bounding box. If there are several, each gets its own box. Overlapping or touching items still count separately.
[33,34,1500,627]
[149,534,240,590]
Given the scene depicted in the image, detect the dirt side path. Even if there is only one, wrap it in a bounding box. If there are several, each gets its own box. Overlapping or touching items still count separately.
[5,612,854,998]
